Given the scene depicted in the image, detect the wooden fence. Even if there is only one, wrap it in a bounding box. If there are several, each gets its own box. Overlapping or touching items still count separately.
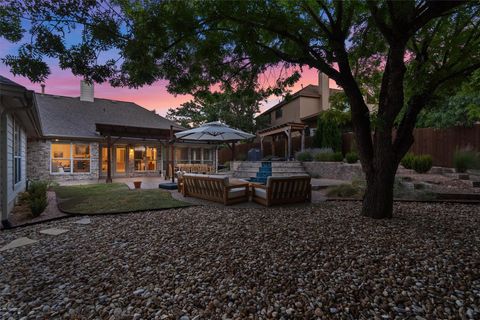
[218,124,480,167]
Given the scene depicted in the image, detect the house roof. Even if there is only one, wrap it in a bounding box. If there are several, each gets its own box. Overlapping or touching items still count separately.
[0,75,27,90]
[35,93,183,139]
[258,85,341,117]
[0,76,42,137]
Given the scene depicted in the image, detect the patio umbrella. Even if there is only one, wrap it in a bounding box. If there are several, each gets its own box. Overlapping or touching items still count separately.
[174,121,255,172]
[175,121,255,142]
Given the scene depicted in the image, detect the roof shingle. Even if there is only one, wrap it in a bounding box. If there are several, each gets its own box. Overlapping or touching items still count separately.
[35,94,183,139]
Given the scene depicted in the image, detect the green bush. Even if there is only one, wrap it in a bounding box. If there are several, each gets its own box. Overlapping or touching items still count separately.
[313,151,343,162]
[326,184,363,198]
[314,152,332,161]
[453,149,480,173]
[331,152,344,162]
[295,151,313,161]
[401,153,416,169]
[313,116,342,151]
[412,155,433,173]
[236,153,247,161]
[345,152,358,163]
[30,196,48,217]
[28,181,49,217]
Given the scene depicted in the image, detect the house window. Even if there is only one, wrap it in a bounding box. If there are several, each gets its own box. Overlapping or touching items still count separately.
[175,147,189,164]
[275,108,283,119]
[190,148,201,163]
[51,143,90,174]
[13,118,22,184]
[203,148,213,163]
[101,147,109,172]
[134,146,157,171]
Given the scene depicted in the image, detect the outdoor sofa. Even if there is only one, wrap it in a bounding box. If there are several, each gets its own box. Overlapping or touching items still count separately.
[181,173,250,205]
[251,175,312,207]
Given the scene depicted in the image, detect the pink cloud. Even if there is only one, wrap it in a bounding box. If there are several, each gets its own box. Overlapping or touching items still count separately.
[1,62,337,116]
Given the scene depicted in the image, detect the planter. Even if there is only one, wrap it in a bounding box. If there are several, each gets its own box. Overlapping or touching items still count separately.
[133,181,142,189]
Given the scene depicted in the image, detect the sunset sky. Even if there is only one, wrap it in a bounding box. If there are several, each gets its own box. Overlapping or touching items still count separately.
[1,38,335,116]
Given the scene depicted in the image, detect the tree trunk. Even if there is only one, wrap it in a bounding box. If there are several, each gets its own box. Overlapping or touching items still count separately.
[361,161,397,219]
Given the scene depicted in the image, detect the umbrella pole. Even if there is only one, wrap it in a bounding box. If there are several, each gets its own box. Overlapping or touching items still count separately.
[231,142,235,162]
[170,125,175,183]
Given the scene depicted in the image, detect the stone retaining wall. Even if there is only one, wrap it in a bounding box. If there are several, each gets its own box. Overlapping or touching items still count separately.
[302,162,365,180]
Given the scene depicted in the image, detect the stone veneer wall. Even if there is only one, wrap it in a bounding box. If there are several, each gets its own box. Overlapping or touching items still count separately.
[302,162,365,181]
[27,139,100,182]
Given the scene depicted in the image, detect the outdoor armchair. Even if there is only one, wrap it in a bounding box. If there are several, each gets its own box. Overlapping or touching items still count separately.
[251,175,311,207]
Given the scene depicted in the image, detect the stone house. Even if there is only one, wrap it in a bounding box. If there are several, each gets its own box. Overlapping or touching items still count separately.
[1,77,215,227]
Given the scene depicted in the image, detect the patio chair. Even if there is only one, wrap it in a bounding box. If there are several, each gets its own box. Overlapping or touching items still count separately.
[251,175,311,207]
[182,174,249,205]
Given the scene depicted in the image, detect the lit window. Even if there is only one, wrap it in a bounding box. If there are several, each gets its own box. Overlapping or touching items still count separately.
[51,143,90,174]
[134,146,157,171]
[101,147,109,172]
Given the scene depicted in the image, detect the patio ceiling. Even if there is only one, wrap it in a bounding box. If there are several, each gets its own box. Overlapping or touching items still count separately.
[96,123,182,141]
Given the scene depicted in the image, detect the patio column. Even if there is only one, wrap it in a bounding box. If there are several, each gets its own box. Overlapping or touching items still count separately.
[215,146,218,173]
[301,129,305,152]
[287,128,292,160]
[106,135,112,183]
[271,136,275,157]
[260,136,264,158]
[170,125,175,183]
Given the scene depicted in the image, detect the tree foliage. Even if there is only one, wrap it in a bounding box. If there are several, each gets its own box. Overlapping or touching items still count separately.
[2,0,480,218]
[313,116,342,152]
[416,69,480,128]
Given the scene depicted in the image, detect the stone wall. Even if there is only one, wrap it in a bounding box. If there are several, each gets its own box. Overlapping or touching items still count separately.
[302,161,365,181]
[27,139,100,182]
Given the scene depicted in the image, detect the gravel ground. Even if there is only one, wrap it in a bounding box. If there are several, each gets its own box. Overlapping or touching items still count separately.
[1,202,479,319]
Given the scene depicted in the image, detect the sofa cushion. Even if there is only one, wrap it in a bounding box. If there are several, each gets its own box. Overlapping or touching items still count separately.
[266,175,311,187]
[228,187,247,199]
[254,188,267,199]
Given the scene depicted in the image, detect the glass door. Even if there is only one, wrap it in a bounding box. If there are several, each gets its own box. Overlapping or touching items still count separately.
[115,147,126,174]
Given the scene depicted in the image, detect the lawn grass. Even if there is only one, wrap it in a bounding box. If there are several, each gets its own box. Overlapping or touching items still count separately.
[54,183,190,214]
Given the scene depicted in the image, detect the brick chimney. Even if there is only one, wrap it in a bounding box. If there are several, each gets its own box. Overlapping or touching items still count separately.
[318,72,330,110]
[80,80,94,102]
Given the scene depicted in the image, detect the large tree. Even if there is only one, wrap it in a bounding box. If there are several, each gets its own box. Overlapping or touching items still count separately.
[2,0,480,218]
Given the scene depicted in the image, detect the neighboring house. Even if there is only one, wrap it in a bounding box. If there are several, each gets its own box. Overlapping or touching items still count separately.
[258,72,342,135]
[0,76,42,227]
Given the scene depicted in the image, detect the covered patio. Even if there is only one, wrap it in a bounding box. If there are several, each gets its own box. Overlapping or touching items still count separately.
[257,122,307,160]
[95,123,218,183]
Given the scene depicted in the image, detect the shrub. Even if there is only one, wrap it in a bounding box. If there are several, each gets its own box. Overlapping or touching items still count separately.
[236,153,247,161]
[412,155,433,174]
[345,152,358,163]
[401,153,416,169]
[326,184,363,198]
[30,196,48,217]
[453,149,480,173]
[28,181,49,217]
[314,116,342,151]
[313,150,343,162]
[331,152,344,162]
[295,151,313,161]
